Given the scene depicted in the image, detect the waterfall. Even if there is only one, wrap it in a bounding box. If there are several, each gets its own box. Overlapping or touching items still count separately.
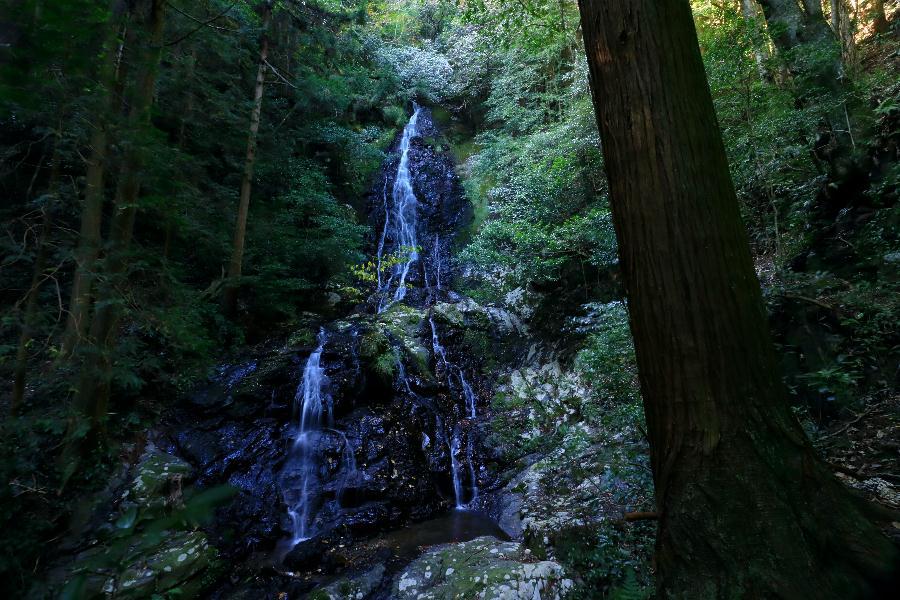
[282,330,330,549]
[431,317,476,419]
[465,427,479,504]
[429,317,449,369]
[460,373,477,419]
[431,316,480,507]
[335,430,358,504]
[449,425,464,509]
[449,424,479,509]
[377,103,422,311]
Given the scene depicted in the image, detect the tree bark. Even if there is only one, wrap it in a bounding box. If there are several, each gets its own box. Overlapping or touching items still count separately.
[577,0,897,596]
[831,0,857,64]
[871,0,889,34]
[740,0,774,80]
[60,4,127,358]
[71,0,167,439]
[221,1,272,317]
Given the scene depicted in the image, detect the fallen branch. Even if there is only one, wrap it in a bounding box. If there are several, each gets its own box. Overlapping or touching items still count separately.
[624,511,658,521]
[818,403,887,442]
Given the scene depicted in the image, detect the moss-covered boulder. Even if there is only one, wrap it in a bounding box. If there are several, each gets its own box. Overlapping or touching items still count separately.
[376,304,431,377]
[125,446,193,510]
[104,530,218,598]
[392,536,572,599]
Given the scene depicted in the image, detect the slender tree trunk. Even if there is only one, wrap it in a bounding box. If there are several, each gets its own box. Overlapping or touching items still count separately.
[831,0,857,64]
[221,1,272,316]
[872,0,889,34]
[740,0,774,80]
[60,7,126,358]
[71,0,166,440]
[164,48,197,262]
[577,0,897,596]
[12,139,60,414]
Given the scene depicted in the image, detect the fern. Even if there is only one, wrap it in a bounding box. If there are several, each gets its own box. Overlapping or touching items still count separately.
[608,569,651,600]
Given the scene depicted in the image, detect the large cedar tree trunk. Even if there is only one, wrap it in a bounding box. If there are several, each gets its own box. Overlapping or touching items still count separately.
[221,1,272,316]
[577,0,897,596]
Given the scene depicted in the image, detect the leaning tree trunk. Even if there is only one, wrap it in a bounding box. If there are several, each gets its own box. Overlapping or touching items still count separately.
[221,1,272,317]
[577,0,897,596]
[71,0,166,442]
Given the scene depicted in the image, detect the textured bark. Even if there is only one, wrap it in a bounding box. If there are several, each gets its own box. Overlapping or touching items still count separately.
[221,1,272,316]
[73,0,166,436]
[831,0,857,64]
[740,0,774,80]
[872,0,889,34]
[577,0,897,596]
[60,5,125,358]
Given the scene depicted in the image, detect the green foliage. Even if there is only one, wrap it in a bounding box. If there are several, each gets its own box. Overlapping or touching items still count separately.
[573,302,640,410]
[350,245,421,283]
[0,0,412,591]
[608,569,653,600]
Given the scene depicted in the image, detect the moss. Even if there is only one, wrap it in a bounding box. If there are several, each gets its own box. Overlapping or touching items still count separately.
[287,327,316,348]
[461,329,494,373]
[373,350,398,382]
[378,305,431,377]
[360,327,396,383]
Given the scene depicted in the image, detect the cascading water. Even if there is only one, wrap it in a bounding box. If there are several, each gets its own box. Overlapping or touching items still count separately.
[334,430,358,502]
[449,425,465,509]
[377,103,422,311]
[280,330,330,553]
[431,317,476,418]
[430,316,479,506]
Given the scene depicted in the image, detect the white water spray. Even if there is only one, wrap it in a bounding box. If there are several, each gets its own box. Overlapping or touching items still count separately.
[282,330,329,548]
[377,104,422,310]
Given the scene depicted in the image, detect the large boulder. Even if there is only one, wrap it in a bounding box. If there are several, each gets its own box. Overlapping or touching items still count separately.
[392,536,572,599]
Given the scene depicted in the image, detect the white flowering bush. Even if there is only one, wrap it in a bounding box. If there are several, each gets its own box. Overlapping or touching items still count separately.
[377,43,453,103]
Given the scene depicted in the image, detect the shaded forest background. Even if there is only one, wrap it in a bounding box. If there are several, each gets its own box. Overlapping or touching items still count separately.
[0,0,897,595]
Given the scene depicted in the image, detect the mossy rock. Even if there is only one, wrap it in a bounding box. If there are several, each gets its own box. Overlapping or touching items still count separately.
[127,446,193,509]
[393,536,572,599]
[105,530,218,598]
[360,327,395,381]
[432,299,493,331]
[377,305,431,376]
[287,327,317,348]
